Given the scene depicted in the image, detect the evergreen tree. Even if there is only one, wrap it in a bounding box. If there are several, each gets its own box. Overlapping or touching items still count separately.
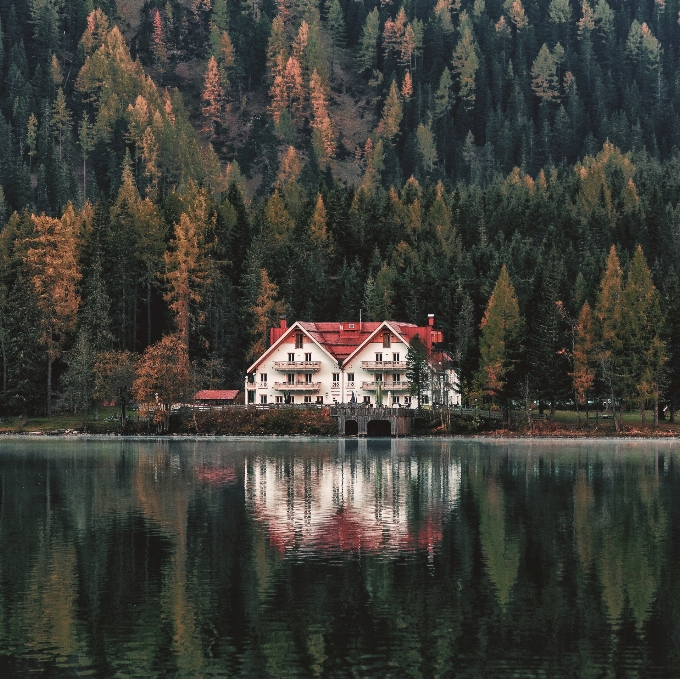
[406,333,429,408]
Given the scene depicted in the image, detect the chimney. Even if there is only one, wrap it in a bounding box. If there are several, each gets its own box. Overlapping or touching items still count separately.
[279,315,287,329]
[428,313,435,327]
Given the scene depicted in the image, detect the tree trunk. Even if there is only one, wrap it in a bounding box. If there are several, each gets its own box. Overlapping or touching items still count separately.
[642,404,646,426]
[611,388,618,432]
[654,397,659,427]
[147,282,152,347]
[670,396,675,423]
[47,354,52,417]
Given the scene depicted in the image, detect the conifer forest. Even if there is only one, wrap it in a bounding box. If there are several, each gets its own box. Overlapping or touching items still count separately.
[2,0,680,420]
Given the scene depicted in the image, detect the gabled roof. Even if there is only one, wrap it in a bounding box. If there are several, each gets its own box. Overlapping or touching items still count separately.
[247,321,342,373]
[247,320,428,372]
[194,389,239,401]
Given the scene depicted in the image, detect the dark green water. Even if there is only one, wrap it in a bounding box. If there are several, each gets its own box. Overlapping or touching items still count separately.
[0,437,678,678]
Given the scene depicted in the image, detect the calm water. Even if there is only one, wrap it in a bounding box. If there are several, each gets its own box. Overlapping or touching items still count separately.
[0,437,678,678]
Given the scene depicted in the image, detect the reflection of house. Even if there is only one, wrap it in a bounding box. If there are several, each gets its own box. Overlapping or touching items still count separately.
[245,443,461,555]
[194,389,240,406]
[245,315,460,407]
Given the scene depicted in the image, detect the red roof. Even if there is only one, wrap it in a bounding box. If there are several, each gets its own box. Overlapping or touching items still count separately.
[194,389,239,401]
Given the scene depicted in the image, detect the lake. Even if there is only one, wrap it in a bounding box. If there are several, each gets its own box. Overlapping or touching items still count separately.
[0,437,678,678]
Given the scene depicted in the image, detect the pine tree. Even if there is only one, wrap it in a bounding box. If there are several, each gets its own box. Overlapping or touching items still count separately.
[380,80,403,139]
[26,206,82,416]
[201,55,224,137]
[248,269,285,360]
[595,245,623,429]
[531,44,559,101]
[150,8,169,68]
[165,211,212,350]
[326,0,346,80]
[407,334,430,408]
[309,69,336,163]
[452,26,479,110]
[572,302,596,424]
[621,246,666,425]
[357,8,380,74]
[477,265,522,413]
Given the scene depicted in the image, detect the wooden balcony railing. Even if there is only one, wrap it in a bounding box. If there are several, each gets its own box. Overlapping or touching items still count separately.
[273,361,321,372]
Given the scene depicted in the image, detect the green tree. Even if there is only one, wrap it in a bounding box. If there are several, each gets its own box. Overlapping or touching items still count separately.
[94,350,136,428]
[357,8,380,74]
[326,0,346,80]
[451,26,479,110]
[406,334,430,409]
[621,246,666,425]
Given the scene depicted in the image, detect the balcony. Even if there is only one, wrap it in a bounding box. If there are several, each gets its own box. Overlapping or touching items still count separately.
[274,381,322,392]
[361,360,407,371]
[361,380,410,391]
[273,361,321,372]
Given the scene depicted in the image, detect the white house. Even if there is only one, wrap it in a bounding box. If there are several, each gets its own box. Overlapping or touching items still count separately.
[244,316,460,408]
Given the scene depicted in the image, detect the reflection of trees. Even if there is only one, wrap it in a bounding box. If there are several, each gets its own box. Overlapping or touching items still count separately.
[0,440,679,677]
[471,471,520,608]
[574,454,667,629]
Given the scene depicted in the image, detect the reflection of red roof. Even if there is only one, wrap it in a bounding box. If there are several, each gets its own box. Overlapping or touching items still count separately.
[195,465,237,486]
[194,390,239,401]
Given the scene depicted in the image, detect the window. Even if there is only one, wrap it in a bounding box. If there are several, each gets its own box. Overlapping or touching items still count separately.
[305,373,313,383]
[287,373,295,384]
[260,373,267,383]
[347,373,354,383]
[316,396,323,403]
[375,353,383,362]
[247,373,255,383]
[393,396,400,404]
[383,333,391,348]
[275,396,284,403]
[304,395,312,403]
[304,352,312,361]
[288,352,295,362]
[289,396,294,404]
[393,374,400,383]
[248,390,256,403]
[260,394,267,404]
[363,395,371,404]
[295,333,304,348]
[404,396,411,405]
[393,353,400,362]
[422,395,429,404]
[348,323,355,328]
[332,373,340,382]
[375,374,382,382]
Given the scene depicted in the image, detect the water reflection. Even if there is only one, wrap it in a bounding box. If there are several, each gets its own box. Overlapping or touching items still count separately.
[246,439,460,556]
[0,439,677,677]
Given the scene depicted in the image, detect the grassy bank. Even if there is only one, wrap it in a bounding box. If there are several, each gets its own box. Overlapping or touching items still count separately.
[1,407,679,437]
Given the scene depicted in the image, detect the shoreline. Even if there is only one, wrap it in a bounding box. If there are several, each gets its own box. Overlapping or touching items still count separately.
[0,432,679,443]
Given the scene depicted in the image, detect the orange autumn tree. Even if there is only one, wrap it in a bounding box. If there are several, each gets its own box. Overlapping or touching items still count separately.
[476,265,522,415]
[309,69,336,163]
[201,55,225,137]
[164,204,212,350]
[248,269,285,361]
[572,301,596,424]
[26,205,82,415]
[133,334,190,432]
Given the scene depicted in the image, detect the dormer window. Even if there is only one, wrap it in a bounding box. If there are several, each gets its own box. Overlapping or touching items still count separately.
[295,333,304,348]
[383,333,391,348]
[348,323,355,328]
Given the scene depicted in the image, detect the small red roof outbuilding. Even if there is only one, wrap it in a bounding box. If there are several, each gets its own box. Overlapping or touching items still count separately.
[194,389,239,402]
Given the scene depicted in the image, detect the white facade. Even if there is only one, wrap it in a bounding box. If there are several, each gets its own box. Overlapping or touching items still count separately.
[245,321,460,408]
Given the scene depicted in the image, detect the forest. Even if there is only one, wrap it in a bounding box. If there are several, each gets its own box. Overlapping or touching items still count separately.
[1,0,680,419]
